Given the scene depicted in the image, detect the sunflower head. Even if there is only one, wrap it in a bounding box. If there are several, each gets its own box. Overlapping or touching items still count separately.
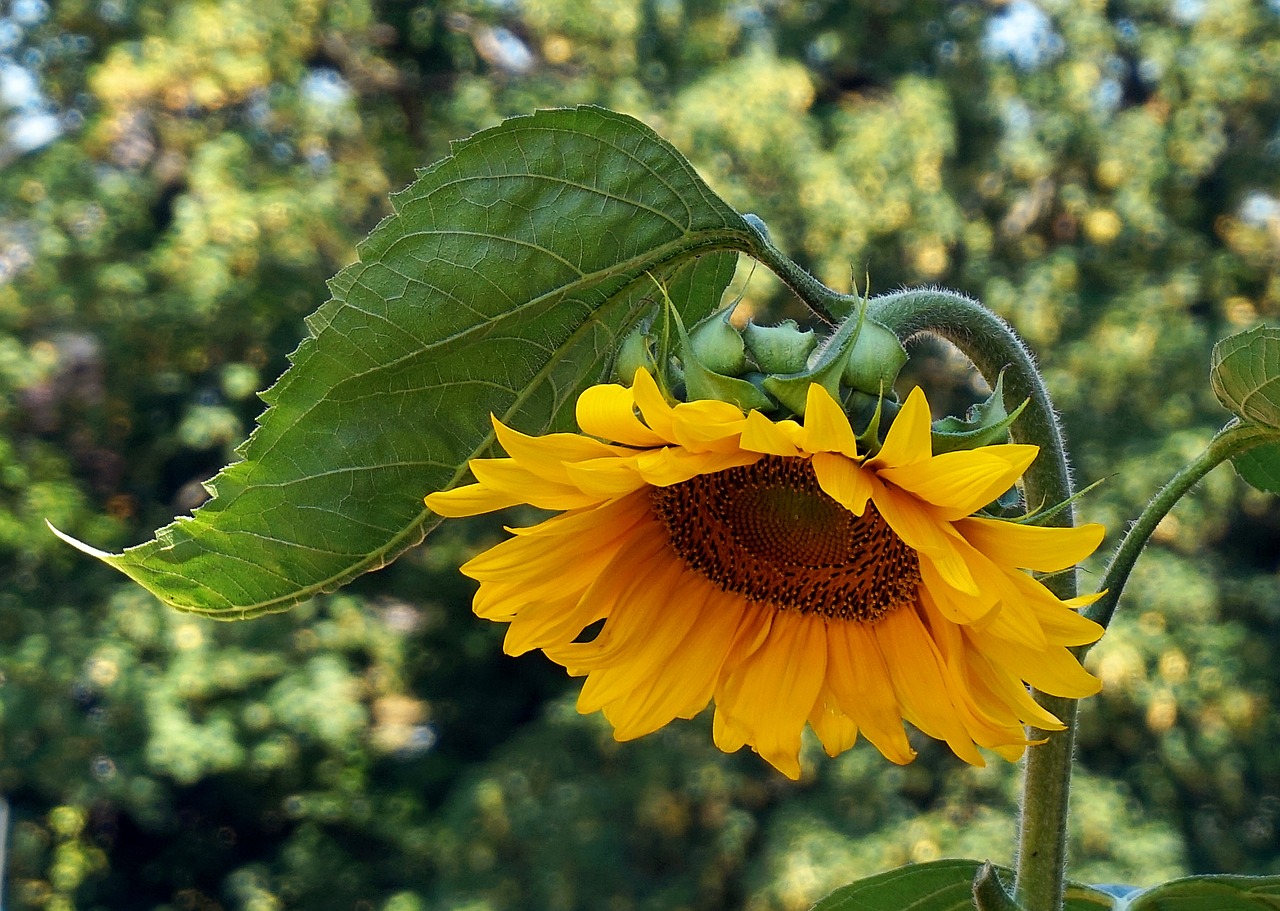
[425,348,1105,780]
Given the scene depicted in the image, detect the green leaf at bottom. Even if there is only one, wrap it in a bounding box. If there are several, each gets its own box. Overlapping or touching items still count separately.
[810,860,1115,911]
[1127,874,1280,910]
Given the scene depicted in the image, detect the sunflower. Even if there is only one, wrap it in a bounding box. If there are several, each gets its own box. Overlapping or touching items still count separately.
[425,369,1104,779]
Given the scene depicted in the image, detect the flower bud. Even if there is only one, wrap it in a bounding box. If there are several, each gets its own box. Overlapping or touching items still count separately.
[743,319,817,375]
[673,305,772,411]
[841,320,908,396]
[688,307,747,376]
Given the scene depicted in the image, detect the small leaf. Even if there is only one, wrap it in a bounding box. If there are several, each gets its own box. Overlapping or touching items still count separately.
[1127,873,1280,910]
[55,106,754,617]
[1232,442,1280,495]
[809,860,1115,911]
[1210,325,1280,429]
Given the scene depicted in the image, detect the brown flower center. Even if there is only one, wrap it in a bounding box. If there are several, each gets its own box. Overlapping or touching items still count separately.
[650,456,921,621]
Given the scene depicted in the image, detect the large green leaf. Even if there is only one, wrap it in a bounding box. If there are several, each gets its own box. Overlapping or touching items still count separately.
[55,106,751,617]
[1127,874,1280,910]
[809,860,1115,911]
[1210,325,1280,429]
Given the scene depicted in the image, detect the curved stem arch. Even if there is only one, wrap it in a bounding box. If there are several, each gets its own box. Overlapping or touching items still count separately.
[867,288,1077,911]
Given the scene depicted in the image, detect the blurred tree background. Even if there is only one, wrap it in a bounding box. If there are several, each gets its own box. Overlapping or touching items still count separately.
[1,0,1279,908]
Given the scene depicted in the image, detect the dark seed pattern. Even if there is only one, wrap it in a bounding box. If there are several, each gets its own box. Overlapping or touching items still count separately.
[650,456,922,621]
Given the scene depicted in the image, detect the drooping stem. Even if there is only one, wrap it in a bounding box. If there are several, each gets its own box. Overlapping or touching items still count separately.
[868,288,1076,911]
[742,219,856,326]
[1084,420,1278,643]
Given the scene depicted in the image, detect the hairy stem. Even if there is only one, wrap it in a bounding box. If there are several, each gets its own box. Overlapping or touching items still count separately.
[743,221,856,325]
[1084,421,1278,643]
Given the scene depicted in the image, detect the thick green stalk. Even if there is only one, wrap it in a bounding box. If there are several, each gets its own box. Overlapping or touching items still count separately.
[868,289,1076,911]
[1084,421,1278,643]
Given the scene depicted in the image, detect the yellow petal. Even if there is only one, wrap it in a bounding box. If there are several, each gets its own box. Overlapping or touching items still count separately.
[1063,590,1105,610]
[470,458,601,510]
[576,381,668,447]
[551,540,694,675]
[603,584,749,740]
[630,367,678,442]
[808,695,860,758]
[668,398,749,453]
[717,600,775,677]
[969,627,1102,698]
[561,455,649,498]
[956,517,1105,573]
[964,646,1065,731]
[634,446,760,487]
[812,452,872,516]
[917,557,1000,628]
[915,585,1044,748]
[425,483,523,517]
[798,383,858,456]
[493,419,631,484]
[871,482,979,596]
[487,506,653,651]
[462,493,647,579]
[873,608,985,766]
[474,558,598,619]
[920,536,1049,651]
[824,620,915,763]
[716,610,828,780]
[877,445,1038,519]
[502,591,607,655]
[739,410,804,456]
[871,385,932,469]
[574,567,706,706]
[713,703,751,754]
[1004,570,1105,647]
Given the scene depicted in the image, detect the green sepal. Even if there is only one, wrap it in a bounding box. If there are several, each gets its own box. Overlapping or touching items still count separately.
[1011,476,1105,525]
[743,212,771,241]
[664,291,772,411]
[762,306,867,417]
[845,389,899,455]
[988,485,1025,516]
[931,374,1029,454]
[688,304,748,376]
[841,318,908,397]
[743,318,817,374]
[613,322,658,384]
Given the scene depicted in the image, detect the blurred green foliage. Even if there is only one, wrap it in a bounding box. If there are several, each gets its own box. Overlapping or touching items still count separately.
[2,0,1280,908]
